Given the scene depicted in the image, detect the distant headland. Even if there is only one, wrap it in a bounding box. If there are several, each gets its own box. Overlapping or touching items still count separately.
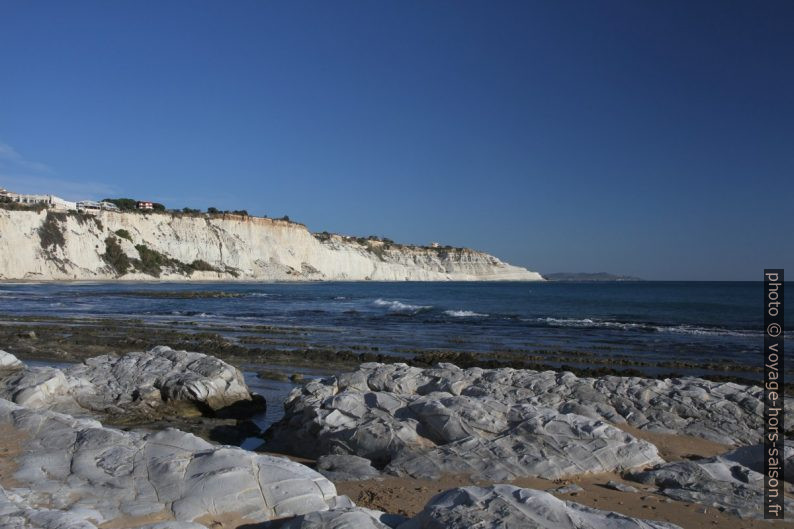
[542,272,643,282]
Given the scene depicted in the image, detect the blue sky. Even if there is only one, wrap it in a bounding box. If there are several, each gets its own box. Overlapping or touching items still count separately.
[1,1,792,280]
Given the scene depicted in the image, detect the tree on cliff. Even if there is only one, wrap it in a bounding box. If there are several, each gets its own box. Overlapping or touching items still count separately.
[102,198,137,211]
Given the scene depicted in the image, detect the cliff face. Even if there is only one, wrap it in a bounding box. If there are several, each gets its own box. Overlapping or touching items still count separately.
[0,209,543,281]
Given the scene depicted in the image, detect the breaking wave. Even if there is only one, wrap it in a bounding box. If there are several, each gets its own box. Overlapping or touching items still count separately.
[535,317,756,337]
[444,310,489,318]
[373,298,432,314]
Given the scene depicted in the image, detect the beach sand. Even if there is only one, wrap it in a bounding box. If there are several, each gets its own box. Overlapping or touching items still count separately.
[334,429,793,529]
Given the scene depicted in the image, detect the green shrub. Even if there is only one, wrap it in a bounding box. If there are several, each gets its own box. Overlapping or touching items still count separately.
[102,237,130,275]
[314,231,332,242]
[134,244,168,277]
[189,259,217,272]
[38,212,66,251]
[115,229,133,241]
[0,202,47,212]
[102,198,137,211]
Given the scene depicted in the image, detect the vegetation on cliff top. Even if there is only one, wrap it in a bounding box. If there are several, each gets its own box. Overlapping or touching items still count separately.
[312,231,465,254]
[102,198,165,212]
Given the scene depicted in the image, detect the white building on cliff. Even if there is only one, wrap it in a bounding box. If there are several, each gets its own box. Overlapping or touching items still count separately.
[0,188,76,211]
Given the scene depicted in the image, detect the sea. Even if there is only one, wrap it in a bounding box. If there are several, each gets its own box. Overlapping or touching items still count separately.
[0,280,787,381]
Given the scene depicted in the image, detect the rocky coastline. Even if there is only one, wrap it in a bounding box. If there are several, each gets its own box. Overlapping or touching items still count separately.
[0,347,791,528]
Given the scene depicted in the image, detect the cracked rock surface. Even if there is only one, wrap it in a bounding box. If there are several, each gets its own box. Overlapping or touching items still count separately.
[0,347,256,419]
[628,454,794,519]
[265,507,398,529]
[0,398,337,528]
[267,362,776,480]
[315,455,381,481]
[394,485,683,529]
[0,396,686,529]
[0,483,206,529]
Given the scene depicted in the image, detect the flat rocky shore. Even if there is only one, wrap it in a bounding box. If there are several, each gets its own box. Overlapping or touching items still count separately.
[0,346,792,528]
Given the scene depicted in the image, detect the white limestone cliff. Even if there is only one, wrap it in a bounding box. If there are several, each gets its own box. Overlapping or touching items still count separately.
[0,209,543,281]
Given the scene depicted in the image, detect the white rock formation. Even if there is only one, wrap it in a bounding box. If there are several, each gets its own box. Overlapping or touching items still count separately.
[0,484,206,529]
[272,507,398,529]
[267,362,790,482]
[629,454,794,519]
[395,485,682,529]
[0,351,23,371]
[266,363,664,481]
[0,209,543,281]
[0,347,258,418]
[0,398,338,527]
[315,455,381,481]
[721,441,794,484]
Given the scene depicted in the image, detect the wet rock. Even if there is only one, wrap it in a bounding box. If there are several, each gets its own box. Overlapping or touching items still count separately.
[395,485,682,529]
[316,455,381,481]
[0,346,262,419]
[628,455,794,519]
[0,397,338,526]
[259,369,290,382]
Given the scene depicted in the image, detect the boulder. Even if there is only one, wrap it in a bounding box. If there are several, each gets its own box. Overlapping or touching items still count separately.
[316,455,381,481]
[0,346,261,419]
[395,485,682,529]
[0,350,23,371]
[0,398,337,526]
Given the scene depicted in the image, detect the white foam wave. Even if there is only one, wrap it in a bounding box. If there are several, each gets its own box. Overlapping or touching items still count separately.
[536,317,756,337]
[660,325,758,337]
[537,317,636,329]
[373,298,432,314]
[445,310,489,318]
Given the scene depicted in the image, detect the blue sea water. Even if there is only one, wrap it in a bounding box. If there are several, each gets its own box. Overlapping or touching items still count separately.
[0,281,788,379]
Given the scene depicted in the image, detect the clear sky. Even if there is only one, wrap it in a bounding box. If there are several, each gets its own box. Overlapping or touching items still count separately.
[1,1,792,280]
